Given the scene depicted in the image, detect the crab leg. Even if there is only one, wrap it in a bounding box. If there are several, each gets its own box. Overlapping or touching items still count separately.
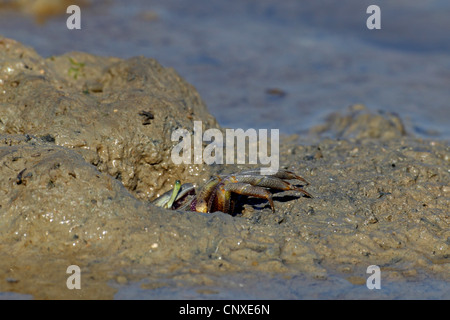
[227,169,309,185]
[195,177,221,213]
[219,182,275,213]
[215,184,233,213]
[230,174,313,198]
[153,180,189,208]
[271,170,309,185]
[164,180,181,209]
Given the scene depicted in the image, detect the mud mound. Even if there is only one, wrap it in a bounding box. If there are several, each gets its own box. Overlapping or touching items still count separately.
[0,36,217,200]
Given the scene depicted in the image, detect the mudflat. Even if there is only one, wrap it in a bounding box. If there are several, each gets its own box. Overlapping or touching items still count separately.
[0,36,448,299]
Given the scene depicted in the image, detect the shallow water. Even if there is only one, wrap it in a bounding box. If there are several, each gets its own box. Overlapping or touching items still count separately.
[113,273,450,300]
[0,1,449,300]
[3,273,448,300]
[0,0,449,139]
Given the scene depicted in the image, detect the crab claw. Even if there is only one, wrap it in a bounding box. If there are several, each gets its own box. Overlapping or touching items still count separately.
[152,181,195,209]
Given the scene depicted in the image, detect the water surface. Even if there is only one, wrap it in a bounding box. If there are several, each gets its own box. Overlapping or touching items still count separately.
[1,0,449,139]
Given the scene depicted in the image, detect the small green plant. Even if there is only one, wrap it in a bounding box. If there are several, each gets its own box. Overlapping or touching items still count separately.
[68,57,85,80]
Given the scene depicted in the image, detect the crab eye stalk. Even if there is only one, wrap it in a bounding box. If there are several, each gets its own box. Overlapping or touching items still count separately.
[165,180,181,209]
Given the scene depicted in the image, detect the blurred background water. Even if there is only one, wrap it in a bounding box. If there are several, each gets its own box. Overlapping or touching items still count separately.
[0,0,449,139]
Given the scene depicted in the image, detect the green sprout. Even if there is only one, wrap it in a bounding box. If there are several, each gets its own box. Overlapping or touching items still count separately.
[68,57,85,80]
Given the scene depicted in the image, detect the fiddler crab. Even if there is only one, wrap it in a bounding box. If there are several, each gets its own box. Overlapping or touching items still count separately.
[152,169,312,214]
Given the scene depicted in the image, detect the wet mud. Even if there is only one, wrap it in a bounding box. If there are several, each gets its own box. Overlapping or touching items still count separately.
[0,36,448,299]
